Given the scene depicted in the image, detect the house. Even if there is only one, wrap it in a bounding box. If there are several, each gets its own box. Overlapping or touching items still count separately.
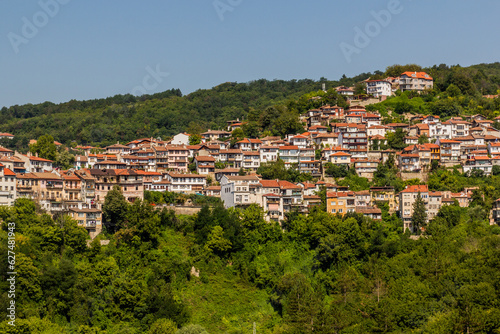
[164,172,206,194]
[165,145,189,173]
[356,206,382,220]
[354,190,371,207]
[68,208,102,238]
[365,80,392,97]
[326,191,356,215]
[463,156,492,175]
[399,185,429,232]
[354,159,379,180]
[491,198,500,225]
[203,186,221,197]
[0,164,16,206]
[242,151,261,171]
[219,149,243,168]
[399,72,433,92]
[194,155,215,175]
[367,125,391,138]
[370,186,397,213]
[235,138,263,151]
[298,149,320,176]
[436,139,461,162]
[278,146,300,167]
[289,135,309,149]
[171,132,190,145]
[89,169,144,203]
[220,174,261,208]
[313,133,339,147]
[260,145,279,164]
[16,154,53,173]
[398,153,421,171]
[200,130,231,142]
[105,143,131,155]
[328,152,351,166]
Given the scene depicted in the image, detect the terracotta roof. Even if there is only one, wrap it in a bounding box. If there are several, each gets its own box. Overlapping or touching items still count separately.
[400,185,428,193]
[401,71,433,80]
[3,168,15,176]
[260,180,279,188]
[195,156,216,162]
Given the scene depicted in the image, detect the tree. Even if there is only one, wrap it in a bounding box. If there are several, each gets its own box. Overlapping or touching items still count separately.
[177,325,209,334]
[55,146,75,169]
[189,134,201,145]
[386,128,407,150]
[204,225,232,257]
[148,318,177,334]
[324,163,348,178]
[411,192,427,234]
[30,134,57,161]
[418,134,429,144]
[102,185,129,232]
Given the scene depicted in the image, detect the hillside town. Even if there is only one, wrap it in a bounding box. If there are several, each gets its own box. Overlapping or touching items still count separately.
[2,72,500,238]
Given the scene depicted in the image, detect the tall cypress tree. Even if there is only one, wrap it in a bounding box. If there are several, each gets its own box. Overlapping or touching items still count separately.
[412,191,427,234]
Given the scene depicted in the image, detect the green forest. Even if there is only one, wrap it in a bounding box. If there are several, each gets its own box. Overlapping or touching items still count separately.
[1,186,500,333]
[1,62,499,151]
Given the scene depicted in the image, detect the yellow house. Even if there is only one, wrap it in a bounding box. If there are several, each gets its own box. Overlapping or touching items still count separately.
[327,191,355,215]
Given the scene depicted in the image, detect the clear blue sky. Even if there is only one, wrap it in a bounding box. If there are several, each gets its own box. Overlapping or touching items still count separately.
[1,0,499,108]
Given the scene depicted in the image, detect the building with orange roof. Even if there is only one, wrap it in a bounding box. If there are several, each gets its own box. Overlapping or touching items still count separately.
[15,153,53,173]
[89,169,144,203]
[399,72,433,92]
[399,185,429,231]
[463,156,492,175]
[326,191,355,215]
[0,164,16,206]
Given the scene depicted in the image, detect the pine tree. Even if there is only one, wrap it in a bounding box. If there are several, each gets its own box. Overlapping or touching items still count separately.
[412,191,427,234]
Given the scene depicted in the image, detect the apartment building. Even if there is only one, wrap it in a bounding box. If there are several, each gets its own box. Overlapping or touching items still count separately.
[399,72,433,92]
[164,172,206,194]
[399,185,429,232]
[0,164,16,206]
[90,169,144,203]
[365,80,392,97]
[326,191,356,215]
[220,174,261,208]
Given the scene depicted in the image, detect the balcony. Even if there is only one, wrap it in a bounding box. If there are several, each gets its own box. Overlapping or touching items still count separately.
[85,220,97,228]
[46,184,63,189]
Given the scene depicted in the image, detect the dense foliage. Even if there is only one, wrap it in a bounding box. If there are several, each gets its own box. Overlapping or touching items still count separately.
[2,194,500,333]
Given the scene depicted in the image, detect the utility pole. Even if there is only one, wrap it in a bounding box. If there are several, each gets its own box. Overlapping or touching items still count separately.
[253,322,256,334]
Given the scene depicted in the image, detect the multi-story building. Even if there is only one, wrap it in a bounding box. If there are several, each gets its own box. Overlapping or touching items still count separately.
[219,149,243,168]
[242,151,261,171]
[436,139,461,162]
[164,172,206,194]
[399,72,433,92]
[220,175,261,208]
[166,145,189,173]
[326,191,356,215]
[399,185,429,232]
[201,130,231,142]
[90,169,144,203]
[260,145,279,164]
[463,156,492,175]
[68,208,102,238]
[278,145,300,167]
[354,159,379,180]
[369,186,397,213]
[235,138,263,151]
[0,164,16,206]
[194,155,215,175]
[365,80,392,97]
